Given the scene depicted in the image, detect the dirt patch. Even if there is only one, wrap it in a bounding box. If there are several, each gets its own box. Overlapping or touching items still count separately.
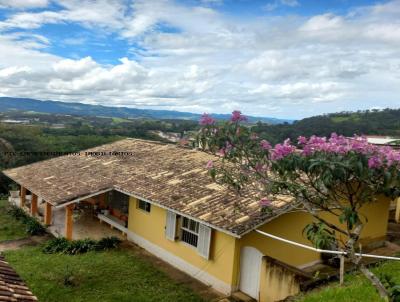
[120,241,225,301]
[0,234,51,252]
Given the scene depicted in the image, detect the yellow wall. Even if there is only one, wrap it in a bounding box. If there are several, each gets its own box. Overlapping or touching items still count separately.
[259,257,300,302]
[239,211,320,269]
[127,195,390,292]
[238,196,391,269]
[343,196,390,245]
[127,197,238,286]
[239,197,390,301]
[396,197,400,223]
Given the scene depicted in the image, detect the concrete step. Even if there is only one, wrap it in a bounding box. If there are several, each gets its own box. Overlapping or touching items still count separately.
[230,291,256,302]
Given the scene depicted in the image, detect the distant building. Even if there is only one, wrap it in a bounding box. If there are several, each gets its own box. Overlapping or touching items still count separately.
[1,119,30,124]
[50,123,66,129]
[151,130,182,142]
[365,135,400,148]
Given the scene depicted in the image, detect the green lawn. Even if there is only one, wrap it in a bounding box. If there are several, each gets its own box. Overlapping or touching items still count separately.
[0,199,28,242]
[296,261,400,302]
[3,245,206,302]
[112,117,129,123]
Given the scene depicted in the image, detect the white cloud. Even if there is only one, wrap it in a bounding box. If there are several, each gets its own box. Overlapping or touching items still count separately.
[300,14,344,32]
[0,0,400,118]
[121,0,224,38]
[250,82,343,103]
[52,57,98,79]
[0,0,48,9]
[0,34,58,68]
[0,0,126,31]
[264,0,299,11]
[0,66,31,78]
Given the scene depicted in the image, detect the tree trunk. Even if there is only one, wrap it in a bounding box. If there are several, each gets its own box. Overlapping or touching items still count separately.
[359,264,390,301]
[345,224,390,301]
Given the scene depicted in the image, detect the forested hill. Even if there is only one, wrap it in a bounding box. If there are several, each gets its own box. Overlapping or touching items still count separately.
[253,108,400,144]
[0,97,291,124]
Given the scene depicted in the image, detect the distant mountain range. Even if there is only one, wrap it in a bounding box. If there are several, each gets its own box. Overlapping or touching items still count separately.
[0,97,292,124]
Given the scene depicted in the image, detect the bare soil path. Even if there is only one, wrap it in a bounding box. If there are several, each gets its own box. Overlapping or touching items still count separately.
[0,234,51,252]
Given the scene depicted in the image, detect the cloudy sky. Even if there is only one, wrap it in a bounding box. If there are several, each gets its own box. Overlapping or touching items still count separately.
[0,0,399,119]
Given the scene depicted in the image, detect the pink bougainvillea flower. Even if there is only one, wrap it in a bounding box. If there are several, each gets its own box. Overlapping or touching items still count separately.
[199,113,216,126]
[271,139,295,160]
[254,162,267,172]
[217,148,226,156]
[368,156,382,169]
[230,110,247,122]
[259,198,272,207]
[260,139,272,150]
[293,133,400,169]
[225,141,233,152]
[297,136,307,145]
[205,160,214,169]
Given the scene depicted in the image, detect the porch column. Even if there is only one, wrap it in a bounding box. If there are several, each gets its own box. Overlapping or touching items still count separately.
[44,202,52,225]
[20,187,26,208]
[395,197,400,223]
[65,204,74,240]
[30,194,38,216]
[98,193,106,208]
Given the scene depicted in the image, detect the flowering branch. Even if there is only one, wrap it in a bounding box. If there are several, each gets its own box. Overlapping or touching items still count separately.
[197,110,400,300]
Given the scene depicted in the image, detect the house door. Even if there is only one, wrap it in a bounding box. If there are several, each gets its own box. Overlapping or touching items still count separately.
[239,246,263,299]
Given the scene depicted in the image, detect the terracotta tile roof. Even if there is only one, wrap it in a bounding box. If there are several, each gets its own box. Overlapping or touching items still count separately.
[3,139,294,236]
[0,255,37,302]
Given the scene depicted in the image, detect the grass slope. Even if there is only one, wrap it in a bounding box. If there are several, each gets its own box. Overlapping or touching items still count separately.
[4,245,205,302]
[297,261,400,302]
[0,199,27,242]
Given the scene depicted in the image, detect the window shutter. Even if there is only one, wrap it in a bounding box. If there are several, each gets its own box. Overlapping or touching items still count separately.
[165,211,177,241]
[197,224,212,259]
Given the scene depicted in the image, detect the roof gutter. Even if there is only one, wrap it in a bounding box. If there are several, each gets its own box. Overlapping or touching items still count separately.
[54,188,114,209]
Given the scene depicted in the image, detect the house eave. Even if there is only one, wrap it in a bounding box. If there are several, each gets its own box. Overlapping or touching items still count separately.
[2,172,57,206]
[49,185,241,238]
[113,186,241,238]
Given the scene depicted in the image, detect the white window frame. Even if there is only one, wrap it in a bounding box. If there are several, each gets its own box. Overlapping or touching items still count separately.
[137,199,151,213]
[180,217,200,248]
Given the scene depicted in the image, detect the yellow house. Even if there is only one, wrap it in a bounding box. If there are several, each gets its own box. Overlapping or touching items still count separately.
[3,139,392,302]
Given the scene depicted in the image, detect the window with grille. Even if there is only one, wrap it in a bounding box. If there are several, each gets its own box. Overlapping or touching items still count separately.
[138,199,151,213]
[181,217,199,247]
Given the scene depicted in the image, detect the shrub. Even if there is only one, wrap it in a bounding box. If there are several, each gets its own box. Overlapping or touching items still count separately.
[95,236,121,251]
[43,236,121,255]
[7,204,46,235]
[7,205,28,221]
[380,274,400,302]
[43,237,70,254]
[68,239,97,255]
[0,193,9,200]
[25,218,46,235]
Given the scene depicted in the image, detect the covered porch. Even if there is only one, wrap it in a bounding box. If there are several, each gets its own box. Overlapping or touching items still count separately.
[10,186,129,241]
